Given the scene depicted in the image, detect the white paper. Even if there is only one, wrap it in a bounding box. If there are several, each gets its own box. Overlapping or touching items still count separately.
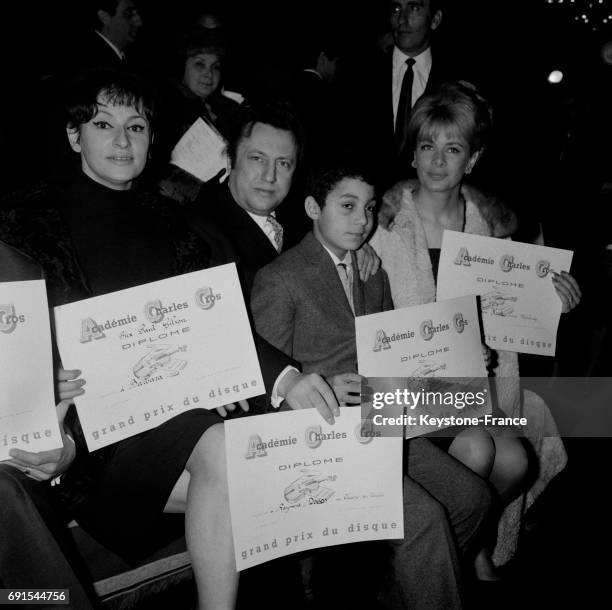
[356,296,490,437]
[0,280,62,459]
[437,231,573,356]
[170,117,229,183]
[225,408,404,570]
[54,264,264,451]
[356,295,486,379]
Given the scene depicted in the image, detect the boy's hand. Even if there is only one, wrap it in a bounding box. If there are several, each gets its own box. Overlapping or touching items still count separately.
[328,373,363,406]
[57,368,85,402]
[278,370,340,424]
[216,400,250,418]
[356,243,381,281]
[553,271,582,313]
[7,401,76,481]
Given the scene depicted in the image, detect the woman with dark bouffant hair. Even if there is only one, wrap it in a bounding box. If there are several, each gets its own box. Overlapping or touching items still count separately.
[0,68,239,609]
[370,80,581,579]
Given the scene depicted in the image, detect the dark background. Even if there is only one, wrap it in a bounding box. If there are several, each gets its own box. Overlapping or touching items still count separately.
[1,0,609,189]
[0,3,610,606]
[0,0,610,249]
[1,2,610,309]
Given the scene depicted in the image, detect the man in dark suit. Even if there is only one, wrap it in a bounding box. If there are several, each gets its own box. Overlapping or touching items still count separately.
[186,99,344,414]
[348,0,464,187]
[282,38,345,247]
[186,100,347,607]
[78,0,144,70]
[289,39,341,161]
[0,241,95,608]
[387,0,443,161]
[39,1,144,179]
[186,100,298,290]
[187,101,386,420]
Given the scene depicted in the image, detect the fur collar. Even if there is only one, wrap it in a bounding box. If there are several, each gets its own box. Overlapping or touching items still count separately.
[377,179,517,238]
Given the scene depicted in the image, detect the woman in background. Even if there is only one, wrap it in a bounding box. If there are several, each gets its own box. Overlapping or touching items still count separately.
[155,27,243,204]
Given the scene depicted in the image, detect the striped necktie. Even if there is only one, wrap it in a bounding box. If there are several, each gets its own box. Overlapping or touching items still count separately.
[265,215,284,252]
[337,262,354,314]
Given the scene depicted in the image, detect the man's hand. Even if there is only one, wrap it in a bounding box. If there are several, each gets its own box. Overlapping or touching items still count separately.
[278,370,340,424]
[57,368,85,402]
[7,401,76,481]
[553,271,582,313]
[355,243,381,282]
[327,372,364,406]
[216,400,250,418]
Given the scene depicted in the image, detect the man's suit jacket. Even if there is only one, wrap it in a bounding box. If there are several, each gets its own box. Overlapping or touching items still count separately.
[184,185,299,402]
[74,31,125,73]
[378,45,456,158]
[251,231,394,377]
[185,184,280,297]
[288,70,342,160]
[352,43,463,188]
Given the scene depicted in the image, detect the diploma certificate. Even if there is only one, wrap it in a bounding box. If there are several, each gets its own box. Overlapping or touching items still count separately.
[437,231,573,355]
[170,117,229,183]
[0,280,61,459]
[356,295,486,379]
[356,296,490,437]
[225,408,403,570]
[54,264,264,451]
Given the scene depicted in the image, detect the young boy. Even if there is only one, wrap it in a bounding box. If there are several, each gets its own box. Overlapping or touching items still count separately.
[250,160,393,414]
[251,159,493,610]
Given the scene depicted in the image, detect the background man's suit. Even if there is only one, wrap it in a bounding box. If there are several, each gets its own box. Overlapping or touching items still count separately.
[74,32,125,72]
[343,44,468,188]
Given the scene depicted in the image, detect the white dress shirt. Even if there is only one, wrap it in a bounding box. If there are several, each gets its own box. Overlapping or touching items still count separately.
[246,210,281,251]
[95,30,125,61]
[392,46,432,126]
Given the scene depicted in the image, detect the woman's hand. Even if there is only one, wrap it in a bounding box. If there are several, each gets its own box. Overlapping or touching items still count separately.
[57,368,85,403]
[7,401,76,481]
[355,244,381,281]
[215,400,250,418]
[553,271,582,313]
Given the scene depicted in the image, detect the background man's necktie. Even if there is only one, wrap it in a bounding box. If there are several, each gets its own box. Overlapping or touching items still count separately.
[395,57,416,153]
